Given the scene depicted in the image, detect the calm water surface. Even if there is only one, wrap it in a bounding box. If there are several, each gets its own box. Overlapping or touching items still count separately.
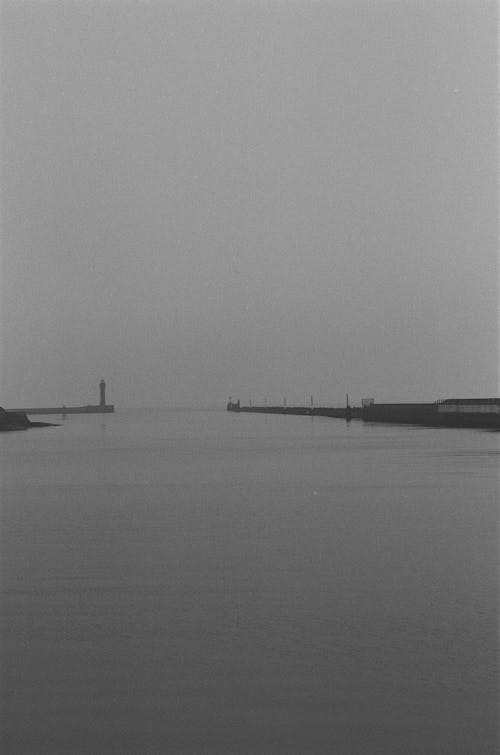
[1,408,498,754]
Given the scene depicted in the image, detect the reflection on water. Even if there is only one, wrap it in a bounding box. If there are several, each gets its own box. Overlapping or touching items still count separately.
[1,409,498,754]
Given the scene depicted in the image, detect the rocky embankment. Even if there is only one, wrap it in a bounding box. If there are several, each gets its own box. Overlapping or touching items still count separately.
[0,407,57,431]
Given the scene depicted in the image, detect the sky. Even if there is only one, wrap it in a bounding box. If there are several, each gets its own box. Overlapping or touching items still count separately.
[1,0,497,408]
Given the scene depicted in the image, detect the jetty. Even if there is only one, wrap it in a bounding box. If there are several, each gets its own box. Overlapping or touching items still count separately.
[227,397,500,429]
[227,396,361,420]
[10,379,115,416]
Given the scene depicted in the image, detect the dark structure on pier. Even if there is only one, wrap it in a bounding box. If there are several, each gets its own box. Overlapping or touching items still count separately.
[100,379,107,408]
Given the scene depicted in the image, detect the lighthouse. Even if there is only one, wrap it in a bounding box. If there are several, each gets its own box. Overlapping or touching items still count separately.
[99,379,106,408]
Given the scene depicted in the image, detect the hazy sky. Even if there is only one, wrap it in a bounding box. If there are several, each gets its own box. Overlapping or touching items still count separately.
[1,0,497,408]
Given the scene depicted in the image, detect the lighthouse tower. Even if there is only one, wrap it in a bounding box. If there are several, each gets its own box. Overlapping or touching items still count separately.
[99,379,106,408]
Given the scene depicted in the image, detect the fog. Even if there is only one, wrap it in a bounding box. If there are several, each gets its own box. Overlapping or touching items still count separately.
[1,0,497,409]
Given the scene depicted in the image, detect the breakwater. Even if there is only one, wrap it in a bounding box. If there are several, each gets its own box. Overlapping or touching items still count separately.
[227,399,500,429]
[227,403,362,420]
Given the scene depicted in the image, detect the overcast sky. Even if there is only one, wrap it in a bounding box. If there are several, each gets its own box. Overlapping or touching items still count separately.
[1,0,497,408]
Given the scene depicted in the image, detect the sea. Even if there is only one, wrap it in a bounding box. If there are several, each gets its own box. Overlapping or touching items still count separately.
[1,408,498,754]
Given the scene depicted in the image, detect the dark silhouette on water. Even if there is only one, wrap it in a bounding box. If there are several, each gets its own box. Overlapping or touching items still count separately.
[0,407,57,431]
